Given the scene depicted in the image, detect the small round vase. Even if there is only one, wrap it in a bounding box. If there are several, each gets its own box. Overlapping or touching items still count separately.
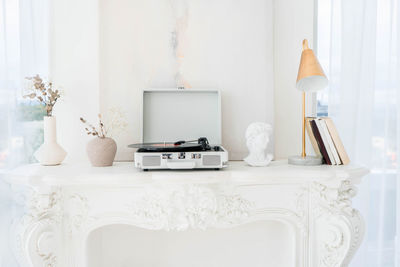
[34,116,67,166]
[86,137,117,167]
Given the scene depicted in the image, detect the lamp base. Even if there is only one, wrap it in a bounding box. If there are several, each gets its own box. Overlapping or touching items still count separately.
[288,155,323,166]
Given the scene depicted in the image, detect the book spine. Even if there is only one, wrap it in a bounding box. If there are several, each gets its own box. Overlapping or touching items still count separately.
[316,119,337,165]
[310,120,331,164]
[305,117,322,157]
[320,119,342,164]
[324,117,350,165]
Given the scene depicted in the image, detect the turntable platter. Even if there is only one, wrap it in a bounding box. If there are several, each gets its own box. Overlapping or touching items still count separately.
[128,137,211,152]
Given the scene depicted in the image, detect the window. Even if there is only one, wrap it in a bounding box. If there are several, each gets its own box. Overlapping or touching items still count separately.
[0,0,47,168]
[316,0,331,117]
[316,0,399,265]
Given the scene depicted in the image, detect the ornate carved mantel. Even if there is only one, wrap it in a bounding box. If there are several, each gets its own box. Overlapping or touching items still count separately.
[5,161,368,267]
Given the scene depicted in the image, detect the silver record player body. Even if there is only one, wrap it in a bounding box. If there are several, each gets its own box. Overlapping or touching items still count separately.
[134,147,228,170]
[133,89,229,170]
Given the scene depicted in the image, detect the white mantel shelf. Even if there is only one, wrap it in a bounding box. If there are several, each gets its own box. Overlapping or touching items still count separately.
[7,160,367,186]
[5,160,369,267]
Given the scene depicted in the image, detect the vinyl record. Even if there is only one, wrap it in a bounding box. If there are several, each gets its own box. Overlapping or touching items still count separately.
[128,138,211,152]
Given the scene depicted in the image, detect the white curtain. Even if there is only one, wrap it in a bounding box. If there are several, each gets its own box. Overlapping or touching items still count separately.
[0,0,49,266]
[321,0,400,265]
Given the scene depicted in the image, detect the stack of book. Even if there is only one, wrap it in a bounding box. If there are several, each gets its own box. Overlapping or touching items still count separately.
[305,117,350,165]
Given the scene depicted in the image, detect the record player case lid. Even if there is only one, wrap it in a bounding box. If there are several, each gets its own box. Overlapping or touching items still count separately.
[142,89,222,145]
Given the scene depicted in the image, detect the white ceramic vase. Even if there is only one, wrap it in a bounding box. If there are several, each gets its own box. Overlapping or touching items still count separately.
[34,116,67,165]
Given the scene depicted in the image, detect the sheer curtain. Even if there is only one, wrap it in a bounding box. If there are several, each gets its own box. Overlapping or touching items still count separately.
[0,0,49,266]
[318,0,400,265]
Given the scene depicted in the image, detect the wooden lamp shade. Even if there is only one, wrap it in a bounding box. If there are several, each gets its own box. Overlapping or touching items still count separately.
[296,39,328,92]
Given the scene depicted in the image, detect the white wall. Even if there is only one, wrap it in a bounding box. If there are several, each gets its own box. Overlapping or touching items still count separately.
[50,0,100,163]
[99,0,274,161]
[50,0,315,162]
[273,0,316,160]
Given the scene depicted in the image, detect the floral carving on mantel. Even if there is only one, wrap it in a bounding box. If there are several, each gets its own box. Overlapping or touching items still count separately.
[14,188,63,267]
[294,187,309,236]
[319,223,346,267]
[311,180,364,267]
[36,231,57,267]
[128,185,253,231]
[66,193,90,236]
[311,180,357,218]
[26,189,62,224]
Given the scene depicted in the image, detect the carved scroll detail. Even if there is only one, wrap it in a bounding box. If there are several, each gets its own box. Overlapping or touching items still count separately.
[16,189,91,267]
[128,185,253,231]
[15,188,63,267]
[311,180,365,267]
[66,193,90,236]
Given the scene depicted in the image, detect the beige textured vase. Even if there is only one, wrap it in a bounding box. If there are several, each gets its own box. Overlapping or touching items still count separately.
[86,137,117,167]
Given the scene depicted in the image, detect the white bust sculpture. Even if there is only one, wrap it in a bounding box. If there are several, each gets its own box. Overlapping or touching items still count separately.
[244,122,273,167]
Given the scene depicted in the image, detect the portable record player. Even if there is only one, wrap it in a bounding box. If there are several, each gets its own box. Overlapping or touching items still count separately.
[130,89,228,170]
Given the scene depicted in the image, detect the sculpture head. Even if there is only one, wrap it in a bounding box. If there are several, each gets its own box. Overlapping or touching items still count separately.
[245,122,272,153]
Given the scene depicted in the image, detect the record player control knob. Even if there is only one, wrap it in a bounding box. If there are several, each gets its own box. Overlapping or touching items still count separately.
[179,152,185,159]
[191,153,201,159]
[162,153,172,159]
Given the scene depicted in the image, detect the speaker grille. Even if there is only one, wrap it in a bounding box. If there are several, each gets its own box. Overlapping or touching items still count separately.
[142,156,161,166]
[202,155,221,166]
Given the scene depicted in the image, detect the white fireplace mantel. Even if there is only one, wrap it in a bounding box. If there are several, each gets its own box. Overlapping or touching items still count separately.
[5,160,368,267]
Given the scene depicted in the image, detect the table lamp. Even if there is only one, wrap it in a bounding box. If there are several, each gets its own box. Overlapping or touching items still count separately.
[288,39,328,166]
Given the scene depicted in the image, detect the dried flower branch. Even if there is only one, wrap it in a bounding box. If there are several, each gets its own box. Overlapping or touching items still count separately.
[23,75,61,116]
[98,114,106,138]
[80,108,127,139]
[80,114,106,138]
[102,107,128,137]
